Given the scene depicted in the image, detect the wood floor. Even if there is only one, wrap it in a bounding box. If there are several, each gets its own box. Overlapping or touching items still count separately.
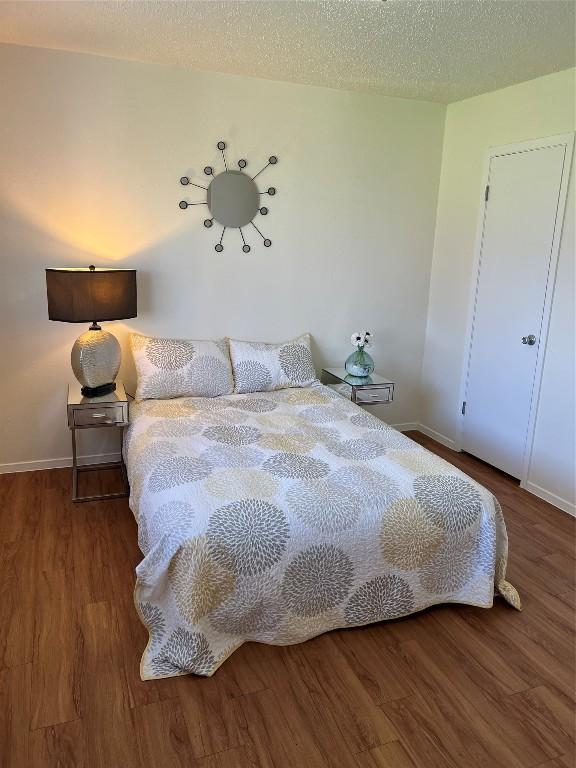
[1,431,574,768]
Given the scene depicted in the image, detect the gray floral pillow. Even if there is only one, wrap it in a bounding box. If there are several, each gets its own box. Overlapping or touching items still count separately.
[229,333,317,393]
[131,334,234,400]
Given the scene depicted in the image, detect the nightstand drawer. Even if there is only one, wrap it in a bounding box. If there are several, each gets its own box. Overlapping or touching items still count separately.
[355,385,394,405]
[71,404,127,427]
[322,368,395,408]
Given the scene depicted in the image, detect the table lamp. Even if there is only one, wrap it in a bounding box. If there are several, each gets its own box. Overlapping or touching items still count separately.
[46,265,137,397]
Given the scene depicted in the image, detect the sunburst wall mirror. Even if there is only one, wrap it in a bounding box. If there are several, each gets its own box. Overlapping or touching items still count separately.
[179,141,278,253]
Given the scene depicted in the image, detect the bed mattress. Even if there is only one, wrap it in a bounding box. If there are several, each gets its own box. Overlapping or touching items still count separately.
[125,383,519,679]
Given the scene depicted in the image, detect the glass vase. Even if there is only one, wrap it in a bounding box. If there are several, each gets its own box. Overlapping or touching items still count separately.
[345,346,374,378]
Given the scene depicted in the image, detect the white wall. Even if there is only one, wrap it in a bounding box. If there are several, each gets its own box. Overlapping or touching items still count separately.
[420,68,576,512]
[0,44,446,470]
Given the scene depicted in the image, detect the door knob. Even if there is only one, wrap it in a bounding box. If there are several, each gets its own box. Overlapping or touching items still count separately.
[521,334,536,346]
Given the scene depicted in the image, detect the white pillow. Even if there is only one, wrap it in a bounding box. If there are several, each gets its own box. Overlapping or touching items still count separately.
[229,333,317,393]
[131,334,234,400]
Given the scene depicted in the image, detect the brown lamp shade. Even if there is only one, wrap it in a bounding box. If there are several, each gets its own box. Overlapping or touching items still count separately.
[46,267,137,323]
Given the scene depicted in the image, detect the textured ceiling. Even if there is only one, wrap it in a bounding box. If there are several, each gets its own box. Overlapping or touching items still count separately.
[0,0,574,103]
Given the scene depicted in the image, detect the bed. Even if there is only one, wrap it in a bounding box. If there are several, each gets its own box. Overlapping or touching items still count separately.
[125,382,520,680]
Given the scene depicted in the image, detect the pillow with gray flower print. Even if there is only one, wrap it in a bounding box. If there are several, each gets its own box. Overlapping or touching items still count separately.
[229,333,317,394]
[131,333,234,400]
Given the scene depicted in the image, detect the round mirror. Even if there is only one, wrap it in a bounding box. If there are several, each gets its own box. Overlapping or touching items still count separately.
[207,170,259,228]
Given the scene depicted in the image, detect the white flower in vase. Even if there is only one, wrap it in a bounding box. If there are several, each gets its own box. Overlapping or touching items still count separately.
[346,330,375,377]
[350,330,373,349]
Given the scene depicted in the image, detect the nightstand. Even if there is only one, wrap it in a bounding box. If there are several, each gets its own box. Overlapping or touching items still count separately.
[321,367,394,406]
[67,380,130,502]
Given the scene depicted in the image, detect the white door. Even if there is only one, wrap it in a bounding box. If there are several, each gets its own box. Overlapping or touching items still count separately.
[462,140,570,478]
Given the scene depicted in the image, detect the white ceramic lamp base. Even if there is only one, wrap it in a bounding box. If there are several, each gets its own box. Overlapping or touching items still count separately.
[71,324,121,397]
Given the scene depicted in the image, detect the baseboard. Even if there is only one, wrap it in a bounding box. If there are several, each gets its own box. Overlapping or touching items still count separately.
[409,423,457,450]
[0,452,122,475]
[398,425,574,517]
[6,433,571,519]
[1,431,427,474]
[1,426,443,473]
[522,480,575,517]
[391,421,458,450]
[391,422,421,433]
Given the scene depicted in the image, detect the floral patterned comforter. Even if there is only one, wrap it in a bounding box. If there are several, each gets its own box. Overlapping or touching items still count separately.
[125,383,520,679]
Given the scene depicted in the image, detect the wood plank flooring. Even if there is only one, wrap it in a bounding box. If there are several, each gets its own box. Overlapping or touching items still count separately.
[0,432,574,767]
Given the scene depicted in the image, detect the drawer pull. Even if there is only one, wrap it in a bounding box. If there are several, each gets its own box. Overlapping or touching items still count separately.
[92,413,113,423]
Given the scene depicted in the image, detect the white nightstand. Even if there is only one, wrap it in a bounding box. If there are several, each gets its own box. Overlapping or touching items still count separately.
[321,367,394,406]
[67,380,130,502]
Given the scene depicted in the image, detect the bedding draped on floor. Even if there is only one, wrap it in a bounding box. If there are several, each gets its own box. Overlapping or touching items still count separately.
[125,383,520,680]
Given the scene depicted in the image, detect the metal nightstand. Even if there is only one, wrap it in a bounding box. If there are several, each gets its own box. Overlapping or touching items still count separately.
[67,380,130,502]
[321,367,394,405]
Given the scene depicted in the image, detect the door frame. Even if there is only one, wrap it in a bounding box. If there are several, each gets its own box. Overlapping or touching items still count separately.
[455,132,575,490]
